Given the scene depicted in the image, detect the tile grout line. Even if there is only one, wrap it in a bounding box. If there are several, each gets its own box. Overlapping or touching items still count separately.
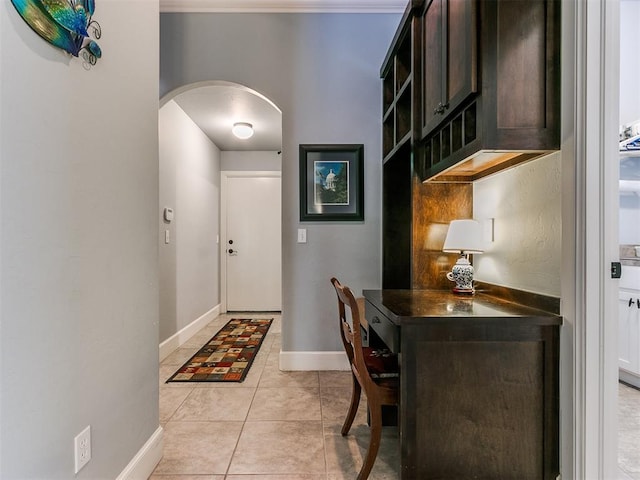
[223,314,277,479]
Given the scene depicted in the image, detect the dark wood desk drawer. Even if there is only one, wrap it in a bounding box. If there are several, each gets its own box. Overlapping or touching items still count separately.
[365,301,399,353]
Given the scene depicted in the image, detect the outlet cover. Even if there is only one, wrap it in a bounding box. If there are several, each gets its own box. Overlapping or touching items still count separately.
[74,425,91,473]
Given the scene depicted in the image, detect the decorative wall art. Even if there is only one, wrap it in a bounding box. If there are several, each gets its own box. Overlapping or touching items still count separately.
[299,144,364,221]
[11,0,102,68]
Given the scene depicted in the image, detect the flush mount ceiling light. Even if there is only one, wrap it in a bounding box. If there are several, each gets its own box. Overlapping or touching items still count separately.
[232,122,254,139]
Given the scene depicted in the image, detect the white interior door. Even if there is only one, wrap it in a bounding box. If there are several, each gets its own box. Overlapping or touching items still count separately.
[223,173,281,311]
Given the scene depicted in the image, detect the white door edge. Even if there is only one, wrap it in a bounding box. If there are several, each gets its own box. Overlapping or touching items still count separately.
[220,170,282,313]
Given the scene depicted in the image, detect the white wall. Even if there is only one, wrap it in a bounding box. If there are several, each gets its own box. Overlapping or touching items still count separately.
[221,151,281,171]
[159,100,221,343]
[619,0,640,246]
[620,192,640,245]
[0,2,160,478]
[620,0,640,128]
[473,152,562,296]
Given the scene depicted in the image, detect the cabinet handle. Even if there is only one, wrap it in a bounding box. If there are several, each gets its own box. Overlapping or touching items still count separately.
[637,299,640,309]
[630,298,634,307]
[371,316,381,324]
[433,102,451,115]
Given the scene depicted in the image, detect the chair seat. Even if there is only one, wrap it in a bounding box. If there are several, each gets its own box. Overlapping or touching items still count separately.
[363,347,399,379]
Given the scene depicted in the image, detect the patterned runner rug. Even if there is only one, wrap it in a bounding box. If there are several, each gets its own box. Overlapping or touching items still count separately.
[166,317,273,383]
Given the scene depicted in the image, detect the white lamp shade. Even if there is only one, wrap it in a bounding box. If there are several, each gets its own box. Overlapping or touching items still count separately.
[443,219,484,254]
[232,122,254,139]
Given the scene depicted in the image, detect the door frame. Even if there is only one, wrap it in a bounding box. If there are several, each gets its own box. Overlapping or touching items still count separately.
[566,0,620,478]
[220,170,282,313]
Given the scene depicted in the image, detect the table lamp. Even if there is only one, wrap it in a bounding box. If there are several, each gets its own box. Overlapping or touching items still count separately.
[443,219,484,294]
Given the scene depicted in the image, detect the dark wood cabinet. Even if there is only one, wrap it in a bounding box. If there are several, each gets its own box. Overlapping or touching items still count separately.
[417,0,561,182]
[421,0,478,137]
[382,144,413,289]
[380,0,560,288]
[364,289,561,480]
[382,6,416,160]
[380,3,423,288]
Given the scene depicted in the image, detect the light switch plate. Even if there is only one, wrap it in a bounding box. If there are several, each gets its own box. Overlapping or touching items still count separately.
[297,228,307,243]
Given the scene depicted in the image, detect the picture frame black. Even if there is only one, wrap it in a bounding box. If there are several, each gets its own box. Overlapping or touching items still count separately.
[299,144,364,222]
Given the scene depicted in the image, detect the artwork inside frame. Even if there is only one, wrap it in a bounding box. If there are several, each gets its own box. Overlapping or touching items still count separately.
[299,144,364,222]
[11,0,103,68]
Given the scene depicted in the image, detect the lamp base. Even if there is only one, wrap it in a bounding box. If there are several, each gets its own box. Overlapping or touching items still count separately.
[452,286,475,295]
[446,256,476,294]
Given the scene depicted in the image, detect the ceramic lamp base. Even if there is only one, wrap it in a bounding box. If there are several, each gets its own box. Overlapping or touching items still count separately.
[452,286,475,295]
[446,256,476,294]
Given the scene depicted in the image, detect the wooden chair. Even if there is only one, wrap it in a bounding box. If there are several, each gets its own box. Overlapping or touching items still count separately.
[330,277,399,480]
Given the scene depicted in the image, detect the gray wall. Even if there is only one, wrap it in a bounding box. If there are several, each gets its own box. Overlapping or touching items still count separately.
[159,100,221,343]
[160,13,400,352]
[1,2,159,478]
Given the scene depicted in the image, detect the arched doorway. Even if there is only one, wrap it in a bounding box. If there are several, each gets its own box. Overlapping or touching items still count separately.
[158,81,283,355]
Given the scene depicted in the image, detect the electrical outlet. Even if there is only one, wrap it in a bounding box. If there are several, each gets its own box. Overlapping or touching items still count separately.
[74,425,91,473]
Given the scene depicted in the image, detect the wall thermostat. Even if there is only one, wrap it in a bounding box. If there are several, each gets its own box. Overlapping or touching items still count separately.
[163,207,174,222]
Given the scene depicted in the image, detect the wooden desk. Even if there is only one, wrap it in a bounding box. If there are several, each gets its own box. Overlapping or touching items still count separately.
[363,289,562,480]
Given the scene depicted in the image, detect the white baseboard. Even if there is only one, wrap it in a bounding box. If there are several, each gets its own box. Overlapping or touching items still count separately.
[279,350,350,371]
[620,370,640,389]
[159,304,220,361]
[116,426,163,480]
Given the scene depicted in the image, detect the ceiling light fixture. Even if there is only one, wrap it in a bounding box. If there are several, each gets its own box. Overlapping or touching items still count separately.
[232,122,254,139]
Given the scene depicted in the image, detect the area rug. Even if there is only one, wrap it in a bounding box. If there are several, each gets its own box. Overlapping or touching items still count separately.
[166,318,273,383]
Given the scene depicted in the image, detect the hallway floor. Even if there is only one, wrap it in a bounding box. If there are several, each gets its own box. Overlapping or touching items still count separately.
[152,312,640,480]
[151,313,399,479]
[619,381,640,480]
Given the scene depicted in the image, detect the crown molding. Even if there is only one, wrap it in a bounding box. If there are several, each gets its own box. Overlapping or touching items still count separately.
[160,0,407,13]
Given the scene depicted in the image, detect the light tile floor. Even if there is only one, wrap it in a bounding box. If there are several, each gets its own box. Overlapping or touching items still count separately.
[619,382,640,480]
[153,312,640,480]
[151,313,399,480]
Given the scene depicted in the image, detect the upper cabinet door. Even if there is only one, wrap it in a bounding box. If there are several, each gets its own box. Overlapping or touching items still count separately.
[446,0,477,119]
[422,0,445,136]
[421,0,478,138]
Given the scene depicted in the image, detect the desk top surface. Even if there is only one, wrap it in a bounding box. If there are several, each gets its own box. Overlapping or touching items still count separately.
[363,289,562,326]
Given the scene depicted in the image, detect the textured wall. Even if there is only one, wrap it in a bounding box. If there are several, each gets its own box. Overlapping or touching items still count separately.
[159,101,221,343]
[473,152,562,296]
[1,2,159,478]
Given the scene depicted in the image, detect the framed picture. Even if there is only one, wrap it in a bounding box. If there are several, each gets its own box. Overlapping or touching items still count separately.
[299,144,364,222]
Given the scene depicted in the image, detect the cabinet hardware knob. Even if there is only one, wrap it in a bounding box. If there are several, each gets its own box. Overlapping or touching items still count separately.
[433,102,447,115]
